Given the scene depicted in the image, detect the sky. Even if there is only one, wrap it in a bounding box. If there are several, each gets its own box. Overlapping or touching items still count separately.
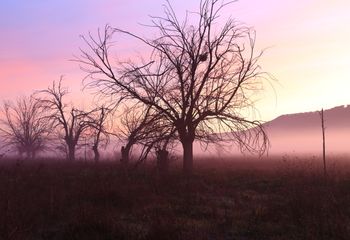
[0,0,349,121]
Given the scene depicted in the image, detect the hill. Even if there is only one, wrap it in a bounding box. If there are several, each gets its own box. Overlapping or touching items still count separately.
[264,105,350,155]
[265,105,350,130]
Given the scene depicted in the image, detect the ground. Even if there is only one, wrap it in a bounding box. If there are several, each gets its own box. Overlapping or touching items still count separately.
[0,156,349,240]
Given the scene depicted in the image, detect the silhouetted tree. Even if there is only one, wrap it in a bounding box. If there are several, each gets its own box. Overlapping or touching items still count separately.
[115,104,175,172]
[117,105,162,165]
[0,96,51,159]
[88,106,110,162]
[78,0,269,174]
[37,79,91,161]
[154,128,176,173]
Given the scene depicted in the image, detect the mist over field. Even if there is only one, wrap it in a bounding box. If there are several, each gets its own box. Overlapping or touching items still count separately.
[2,105,349,160]
[265,105,350,155]
[191,105,350,158]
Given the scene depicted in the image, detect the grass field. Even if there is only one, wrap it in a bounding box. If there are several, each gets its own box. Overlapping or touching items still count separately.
[0,156,350,240]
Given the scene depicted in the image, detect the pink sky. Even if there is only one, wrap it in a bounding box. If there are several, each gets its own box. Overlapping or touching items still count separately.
[0,0,349,120]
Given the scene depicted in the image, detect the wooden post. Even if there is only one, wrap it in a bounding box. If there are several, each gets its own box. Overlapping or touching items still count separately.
[320,108,326,178]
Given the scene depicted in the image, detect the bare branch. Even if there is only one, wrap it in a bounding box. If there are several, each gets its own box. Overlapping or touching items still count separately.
[78,0,272,173]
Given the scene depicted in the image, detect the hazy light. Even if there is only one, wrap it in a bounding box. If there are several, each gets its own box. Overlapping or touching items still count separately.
[1,0,349,120]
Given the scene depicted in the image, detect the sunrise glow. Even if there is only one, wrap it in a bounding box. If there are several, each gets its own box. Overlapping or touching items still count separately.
[1,0,350,120]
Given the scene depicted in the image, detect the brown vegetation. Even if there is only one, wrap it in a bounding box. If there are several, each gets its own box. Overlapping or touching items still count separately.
[0,156,349,240]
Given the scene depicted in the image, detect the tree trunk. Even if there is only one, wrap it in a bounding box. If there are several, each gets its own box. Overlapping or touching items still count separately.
[156,149,169,174]
[182,139,194,175]
[120,145,131,165]
[93,145,100,163]
[30,150,36,160]
[93,149,100,162]
[68,145,75,161]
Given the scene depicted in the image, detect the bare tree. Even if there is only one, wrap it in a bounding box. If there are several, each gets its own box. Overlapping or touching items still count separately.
[87,106,110,162]
[117,105,160,165]
[154,126,177,173]
[116,104,175,172]
[37,79,91,161]
[0,96,51,159]
[78,0,270,174]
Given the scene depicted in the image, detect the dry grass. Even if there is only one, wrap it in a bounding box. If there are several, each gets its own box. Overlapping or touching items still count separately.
[0,156,350,240]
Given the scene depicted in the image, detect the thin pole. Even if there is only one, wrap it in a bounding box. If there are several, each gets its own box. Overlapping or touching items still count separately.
[320,108,326,178]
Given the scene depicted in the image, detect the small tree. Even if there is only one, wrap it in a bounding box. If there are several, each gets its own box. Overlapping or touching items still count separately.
[79,0,269,174]
[88,106,110,162]
[0,96,51,159]
[37,79,91,161]
[117,105,159,165]
[115,103,175,169]
[154,127,176,173]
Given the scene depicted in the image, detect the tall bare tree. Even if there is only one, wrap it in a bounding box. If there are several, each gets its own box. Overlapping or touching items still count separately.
[78,0,269,173]
[37,79,91,161]
[0,96,51,159]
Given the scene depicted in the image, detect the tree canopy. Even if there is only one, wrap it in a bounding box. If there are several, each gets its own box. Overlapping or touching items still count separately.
[78,0,270,173]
